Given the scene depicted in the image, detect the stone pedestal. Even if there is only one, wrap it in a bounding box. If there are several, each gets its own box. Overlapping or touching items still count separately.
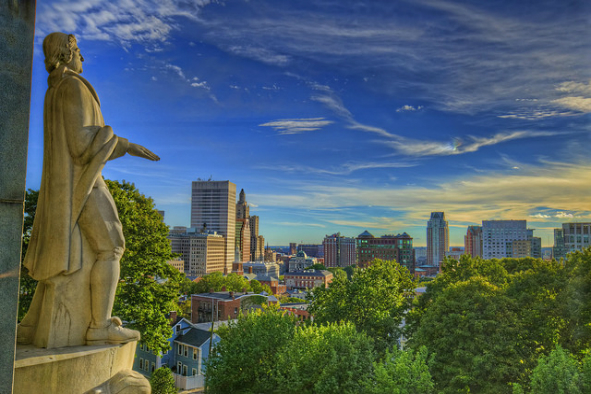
[14,342,148,394]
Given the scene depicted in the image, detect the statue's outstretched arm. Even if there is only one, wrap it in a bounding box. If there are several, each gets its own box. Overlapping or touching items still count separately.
[127,143,160,161]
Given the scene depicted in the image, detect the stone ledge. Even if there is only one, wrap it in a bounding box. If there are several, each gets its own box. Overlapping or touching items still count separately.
[14,341,138,394]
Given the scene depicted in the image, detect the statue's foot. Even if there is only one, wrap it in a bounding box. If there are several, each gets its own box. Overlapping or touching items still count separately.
[86,317,140,345]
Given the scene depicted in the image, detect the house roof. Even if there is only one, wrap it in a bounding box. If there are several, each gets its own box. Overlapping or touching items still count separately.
[174,327,214,347]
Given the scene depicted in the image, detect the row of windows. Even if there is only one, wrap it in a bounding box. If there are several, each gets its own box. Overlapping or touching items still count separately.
[138,358,155,373]
[178,343,200,360]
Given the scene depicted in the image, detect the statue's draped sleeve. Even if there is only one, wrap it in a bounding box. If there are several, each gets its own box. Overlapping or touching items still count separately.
[24,68,129,281]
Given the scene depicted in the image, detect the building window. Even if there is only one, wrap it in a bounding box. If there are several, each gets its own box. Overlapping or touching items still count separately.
[176,325,180,333]
[193,348,198,360]
[183,365,188,376]
[178,344,182,355]
[192,368,198,376]
[139,358,143,369]
[177,362,182,373]
[144,360,149,372]
[139,343,144,350]
[151,362,155,373]
[184,345,188,357]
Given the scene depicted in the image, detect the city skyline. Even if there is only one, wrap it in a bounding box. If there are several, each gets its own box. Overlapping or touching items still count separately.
[25,1,590,246]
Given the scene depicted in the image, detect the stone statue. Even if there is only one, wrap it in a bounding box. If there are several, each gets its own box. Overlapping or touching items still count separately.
[18,32,159,348]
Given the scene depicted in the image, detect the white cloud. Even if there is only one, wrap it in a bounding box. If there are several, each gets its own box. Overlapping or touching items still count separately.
[37,0,213,46]
[165,63,185,80]
[396,105,423,112]
[551,97,591,113]
[556,80,591,95]
[259,118,333,135]
[555,212,574,218]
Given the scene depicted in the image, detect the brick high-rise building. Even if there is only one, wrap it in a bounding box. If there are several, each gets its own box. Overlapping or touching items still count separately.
[356,231,414,270]
[323,233,356,268]
[464,225,483,258]
[427,212,449,267]
[191,180,236,273]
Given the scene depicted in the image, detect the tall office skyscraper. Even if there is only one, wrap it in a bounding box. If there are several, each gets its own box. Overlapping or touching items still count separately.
[191,180,236,273]
[427,212,449,266]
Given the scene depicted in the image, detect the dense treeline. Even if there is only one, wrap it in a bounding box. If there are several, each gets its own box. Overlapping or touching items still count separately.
[207,252,591,393]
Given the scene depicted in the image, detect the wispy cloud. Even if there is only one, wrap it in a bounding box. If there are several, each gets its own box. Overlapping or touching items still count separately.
[382,130,565,157]
[253,159,591,228]
[37,0,212,46]
[274,222,326,228]
[259,118,333,135]
[257,161,416,176]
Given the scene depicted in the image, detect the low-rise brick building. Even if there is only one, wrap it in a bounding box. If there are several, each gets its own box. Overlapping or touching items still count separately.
[284,270,333,290]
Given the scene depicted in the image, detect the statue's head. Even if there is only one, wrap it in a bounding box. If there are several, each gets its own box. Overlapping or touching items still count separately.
[43,32,84,74]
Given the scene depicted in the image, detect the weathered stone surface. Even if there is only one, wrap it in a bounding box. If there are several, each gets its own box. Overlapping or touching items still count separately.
[0,1,36,393]
[19,32,158,349]
[14,342,150,394]
[84,371,151,394]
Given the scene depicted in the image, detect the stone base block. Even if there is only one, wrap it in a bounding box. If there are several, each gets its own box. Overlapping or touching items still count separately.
[14,341,142,394]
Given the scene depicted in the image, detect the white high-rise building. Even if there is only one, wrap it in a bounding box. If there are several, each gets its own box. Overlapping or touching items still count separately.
[427,212,449,267]
[482,220,528,259]
[191,180,236,273]
[562,222,591,254]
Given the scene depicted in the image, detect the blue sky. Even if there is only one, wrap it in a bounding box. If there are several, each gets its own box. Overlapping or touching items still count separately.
[27,0,590,246]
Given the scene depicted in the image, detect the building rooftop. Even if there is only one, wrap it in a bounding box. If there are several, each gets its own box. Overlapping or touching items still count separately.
[175,327,214,347]
[285,270,332,277]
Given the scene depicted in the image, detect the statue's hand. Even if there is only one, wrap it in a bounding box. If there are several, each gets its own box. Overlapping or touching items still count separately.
[127,143,160,161]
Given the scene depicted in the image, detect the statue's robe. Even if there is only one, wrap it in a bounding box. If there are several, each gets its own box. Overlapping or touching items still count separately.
[24,65,128,281]
[19,65,128,348]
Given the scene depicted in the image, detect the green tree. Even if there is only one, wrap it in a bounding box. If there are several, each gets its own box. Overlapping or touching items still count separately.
[412,277,522,394]
[249,279,263,293]
[205,305,298,394]
[305,263,327,271]
[106,179,183,354]
[193,271,226,293]
[529,346,582,394]
[560,248,591,353]
[18,189,39,321]
[150,367,177,394]
[273,322,376,394]
[225,272,250,292]
[308,259,416,354]
[365,346,434,394]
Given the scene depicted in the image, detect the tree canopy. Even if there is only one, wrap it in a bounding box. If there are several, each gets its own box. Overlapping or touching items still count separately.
[150,367,177,394]
[308,259,416,354]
